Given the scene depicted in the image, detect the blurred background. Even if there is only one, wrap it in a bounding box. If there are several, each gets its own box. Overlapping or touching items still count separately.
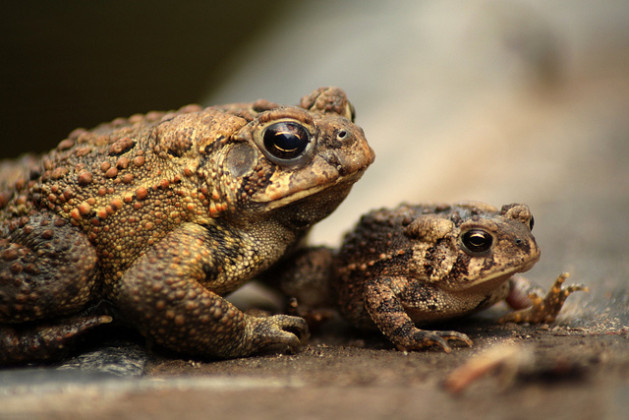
[2,1,628,322]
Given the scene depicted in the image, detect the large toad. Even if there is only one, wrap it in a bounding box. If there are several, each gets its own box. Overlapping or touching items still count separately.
[272,202,586,352]
[0,87,374,364]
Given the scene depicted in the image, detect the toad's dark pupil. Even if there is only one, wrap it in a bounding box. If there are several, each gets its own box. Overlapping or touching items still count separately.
[263,122,309,160]
[462,230,493,254]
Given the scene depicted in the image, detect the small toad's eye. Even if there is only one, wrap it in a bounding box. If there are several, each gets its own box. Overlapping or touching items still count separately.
[461,229,493,254]
[336,129,348,140]
[263,122,310,162]
[528,216,535,231]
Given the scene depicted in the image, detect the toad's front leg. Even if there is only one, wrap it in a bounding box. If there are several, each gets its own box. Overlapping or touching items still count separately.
[115,224,308,359]
[364,277,472,353]
[500,272,588,324]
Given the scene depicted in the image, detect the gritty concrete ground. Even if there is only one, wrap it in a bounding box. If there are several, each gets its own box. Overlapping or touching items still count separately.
[1,1,629,419]
[1,313,627,419]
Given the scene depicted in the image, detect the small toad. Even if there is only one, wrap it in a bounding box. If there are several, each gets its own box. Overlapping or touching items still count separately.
[0,87,374,364]
[272,202,587,352]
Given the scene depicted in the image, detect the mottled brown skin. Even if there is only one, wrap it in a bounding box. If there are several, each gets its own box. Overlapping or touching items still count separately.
[0,87,375,364]
[273,202,586,352]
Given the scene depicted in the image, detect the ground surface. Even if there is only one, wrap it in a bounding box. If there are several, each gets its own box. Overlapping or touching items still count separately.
[1,314,627,419]
[2,1,629,419]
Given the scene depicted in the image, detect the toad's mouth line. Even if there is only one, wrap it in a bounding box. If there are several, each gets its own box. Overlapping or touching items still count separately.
[450,255,540,292]
[252,166,368,211]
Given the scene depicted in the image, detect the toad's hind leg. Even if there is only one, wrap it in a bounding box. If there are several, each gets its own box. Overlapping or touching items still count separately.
[0,212,99,322]
[0,212,102,363]
[0,314,112,364]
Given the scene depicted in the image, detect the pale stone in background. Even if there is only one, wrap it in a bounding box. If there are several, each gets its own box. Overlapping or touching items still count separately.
[205,1,629,308]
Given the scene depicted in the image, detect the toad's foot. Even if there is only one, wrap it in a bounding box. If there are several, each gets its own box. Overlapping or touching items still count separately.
[246,314,309,354]
[499,272,588,324]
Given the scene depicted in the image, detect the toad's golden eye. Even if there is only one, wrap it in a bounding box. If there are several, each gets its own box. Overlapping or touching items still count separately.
[461,229,493,254]
[528,216,535,231]
[263,122,310,162]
